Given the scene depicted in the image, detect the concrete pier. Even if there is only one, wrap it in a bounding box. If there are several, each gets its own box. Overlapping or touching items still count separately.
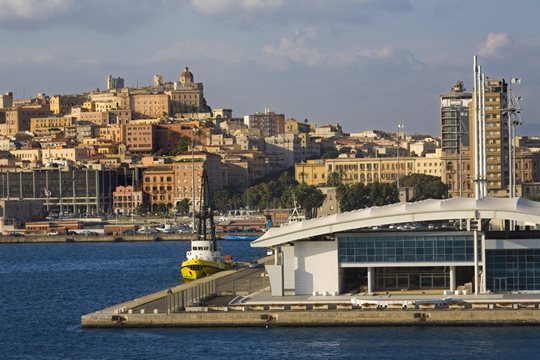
[82,257,540,328]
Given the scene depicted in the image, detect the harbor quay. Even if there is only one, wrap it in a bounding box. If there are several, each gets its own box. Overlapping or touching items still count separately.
[82,257,540,328]
[82,196,540,328]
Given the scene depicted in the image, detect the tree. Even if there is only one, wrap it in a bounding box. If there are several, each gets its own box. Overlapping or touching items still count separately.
[337,182,398,212]
[212,190,231,211]
[282,183,324,219]
[175,198,191,215]
[399,174,449,201]
[321,149,339,159]
[136,201,149,215]
[326,171,342,187]
[157,203,168,214]
[244,170,296,211]
[337,183,368,212]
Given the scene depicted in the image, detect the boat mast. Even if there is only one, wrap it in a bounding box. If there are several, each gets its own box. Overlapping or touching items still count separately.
[196,168,217,251]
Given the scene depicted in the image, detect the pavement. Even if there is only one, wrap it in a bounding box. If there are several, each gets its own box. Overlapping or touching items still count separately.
[132,266,269,313]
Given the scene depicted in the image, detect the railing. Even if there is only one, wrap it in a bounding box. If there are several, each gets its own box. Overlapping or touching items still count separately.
[166,279,218,314]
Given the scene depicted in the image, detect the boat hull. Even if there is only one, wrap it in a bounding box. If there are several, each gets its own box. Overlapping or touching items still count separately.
[180,258,231,281]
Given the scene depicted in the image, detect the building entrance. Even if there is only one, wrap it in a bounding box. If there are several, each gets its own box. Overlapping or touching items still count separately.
[375,267,449,291]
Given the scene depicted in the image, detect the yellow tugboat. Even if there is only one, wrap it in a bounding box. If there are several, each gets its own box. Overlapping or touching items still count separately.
[181,169,233,281]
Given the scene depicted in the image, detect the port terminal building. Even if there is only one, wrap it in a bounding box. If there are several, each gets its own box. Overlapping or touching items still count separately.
[251,197,540,296]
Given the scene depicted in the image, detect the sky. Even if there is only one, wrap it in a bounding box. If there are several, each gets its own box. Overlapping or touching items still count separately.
[0,0,539,135]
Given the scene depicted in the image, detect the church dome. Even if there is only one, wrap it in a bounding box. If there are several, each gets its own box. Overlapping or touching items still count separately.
[180,67,194,85]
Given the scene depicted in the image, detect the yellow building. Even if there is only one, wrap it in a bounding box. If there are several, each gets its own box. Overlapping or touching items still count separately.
[30,116,75,133]
[296,155,443,187]
[50,95,87,115]
[130,94,169,119]
[98,125,125,143]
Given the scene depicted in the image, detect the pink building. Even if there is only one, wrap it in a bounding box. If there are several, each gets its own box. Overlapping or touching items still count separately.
[113,185,144,215]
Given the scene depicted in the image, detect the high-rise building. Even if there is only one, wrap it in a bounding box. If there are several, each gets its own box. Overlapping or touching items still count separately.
[440,81,471,154]
[469,77,509,196]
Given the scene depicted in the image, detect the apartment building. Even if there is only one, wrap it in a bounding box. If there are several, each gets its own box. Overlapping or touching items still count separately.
[295,155,443,187]
[49,95,87,115]
[30,116,76,133]
[3,105,50,136]
[440,81,472,154]
[125,124,156,154]
[112,185,144,215]
[130,94,169,119]
[469,78,509,195]
[244,109,285,137]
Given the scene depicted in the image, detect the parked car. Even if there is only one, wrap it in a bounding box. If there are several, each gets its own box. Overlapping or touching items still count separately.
[47,231,60,236]
[9,232,24,237]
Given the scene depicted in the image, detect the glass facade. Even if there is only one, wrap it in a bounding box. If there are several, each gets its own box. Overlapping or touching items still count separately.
[338,232,476,264]
[486,249,540,292]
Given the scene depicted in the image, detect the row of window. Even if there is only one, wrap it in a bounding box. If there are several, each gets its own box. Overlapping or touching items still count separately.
[338,234,476,264]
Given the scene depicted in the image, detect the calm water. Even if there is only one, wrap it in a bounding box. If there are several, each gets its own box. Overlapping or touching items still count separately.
[1,241,539,360]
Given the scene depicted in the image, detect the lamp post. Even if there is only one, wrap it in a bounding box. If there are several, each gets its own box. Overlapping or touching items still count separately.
[396,124,405,191]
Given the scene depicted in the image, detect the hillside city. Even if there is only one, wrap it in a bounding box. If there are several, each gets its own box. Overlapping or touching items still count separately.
[0,66,537,235]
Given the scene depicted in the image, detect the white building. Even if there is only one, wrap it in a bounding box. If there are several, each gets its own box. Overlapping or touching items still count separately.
[252,197,540,296]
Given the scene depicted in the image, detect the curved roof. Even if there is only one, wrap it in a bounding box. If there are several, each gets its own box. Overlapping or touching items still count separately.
[251,197,540,248]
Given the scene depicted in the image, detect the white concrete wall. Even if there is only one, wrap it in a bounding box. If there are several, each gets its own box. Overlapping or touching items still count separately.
[294,241,339,295]
[282,245,296,292]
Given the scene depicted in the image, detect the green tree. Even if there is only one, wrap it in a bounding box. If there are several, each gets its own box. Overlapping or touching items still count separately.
[175,198,191,215]
[244,170,296,211]
[337,182,398,212]
[136,201,149,215]
[157,203,168,214]
[337,183,368,212]
[399,174,449,201]
[326,171,342,187]
[282,183,324,219]
[212,190,231,211]
[321,149,339,159]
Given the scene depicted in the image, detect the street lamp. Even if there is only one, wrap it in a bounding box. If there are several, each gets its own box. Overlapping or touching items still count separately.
[396,124,405,191]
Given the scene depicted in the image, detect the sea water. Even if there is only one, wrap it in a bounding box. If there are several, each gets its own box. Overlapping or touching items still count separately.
[1,241,538,360]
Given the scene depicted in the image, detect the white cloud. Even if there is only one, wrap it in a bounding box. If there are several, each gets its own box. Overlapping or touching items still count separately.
[259,32,423,71]
[190,0,413,25]
[190,0,283,15]
[478,32,510,57]
[0,0,169,32]
[261,31,322,68]
[0,0,73,20]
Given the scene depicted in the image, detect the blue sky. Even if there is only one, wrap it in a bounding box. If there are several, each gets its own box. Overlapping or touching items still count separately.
[0,0,539,135]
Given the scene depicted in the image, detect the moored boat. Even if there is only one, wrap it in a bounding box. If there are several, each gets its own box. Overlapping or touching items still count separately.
[180,169,233,281]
